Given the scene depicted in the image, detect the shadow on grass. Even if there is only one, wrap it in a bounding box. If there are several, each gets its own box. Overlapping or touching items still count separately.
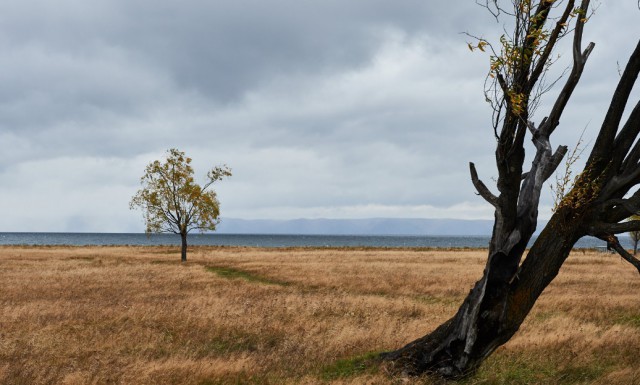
[65,256,96,261]
[195,329,286,358]
[205,266,291,287]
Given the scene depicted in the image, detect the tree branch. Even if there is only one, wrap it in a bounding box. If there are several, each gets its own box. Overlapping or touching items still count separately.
[601,191,640,223]
[539,0,593,136]
[615,100,640,170]
[592,220,640,235]
[589,39,640,164]
[542,47,594,135]
[621,133,640,173]
[528,0,575,91]
[542,145,568,180]
[496,73,509,94]
[600,165,640,202]
[601,234,640,275]
[615,99,640,149]
[470,162,499,208]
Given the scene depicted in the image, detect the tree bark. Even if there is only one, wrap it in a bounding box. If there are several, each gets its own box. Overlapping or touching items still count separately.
[382,209,580,377]
[181,232,188,262]
[381,2,640,378]
[382,34,640,379]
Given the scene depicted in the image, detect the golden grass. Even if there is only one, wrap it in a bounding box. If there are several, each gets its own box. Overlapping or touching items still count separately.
[1,246,639,384]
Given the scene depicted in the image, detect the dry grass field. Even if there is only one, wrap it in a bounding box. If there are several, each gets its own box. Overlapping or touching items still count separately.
[1,246,640,385]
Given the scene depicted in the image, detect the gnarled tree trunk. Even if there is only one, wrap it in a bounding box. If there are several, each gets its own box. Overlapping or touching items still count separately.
[384,0,640,378]
[383,207,581,377]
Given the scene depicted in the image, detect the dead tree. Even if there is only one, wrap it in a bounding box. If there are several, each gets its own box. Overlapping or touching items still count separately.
[383,0,640,378]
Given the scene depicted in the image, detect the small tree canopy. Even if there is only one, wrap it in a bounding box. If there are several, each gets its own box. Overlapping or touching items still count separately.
[130,149,231,260]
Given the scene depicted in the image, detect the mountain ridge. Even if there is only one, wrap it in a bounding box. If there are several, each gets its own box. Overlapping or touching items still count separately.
[216,217,507,236]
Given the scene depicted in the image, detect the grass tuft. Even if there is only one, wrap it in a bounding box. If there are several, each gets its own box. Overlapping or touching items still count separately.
[468,351,610,385]
[469,355,554,384]
[555,364,607,383]
[319,352,381,381]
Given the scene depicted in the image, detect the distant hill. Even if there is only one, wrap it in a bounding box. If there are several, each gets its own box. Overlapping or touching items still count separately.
[216,218,501,236]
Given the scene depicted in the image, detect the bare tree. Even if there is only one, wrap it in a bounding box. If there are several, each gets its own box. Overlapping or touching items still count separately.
[383,0,640,378]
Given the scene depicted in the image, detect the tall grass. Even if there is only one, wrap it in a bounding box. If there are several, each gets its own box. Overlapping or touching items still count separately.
[1,246,639,384]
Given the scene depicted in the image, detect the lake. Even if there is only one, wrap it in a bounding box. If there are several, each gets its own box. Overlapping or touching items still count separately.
[0,232,626,249]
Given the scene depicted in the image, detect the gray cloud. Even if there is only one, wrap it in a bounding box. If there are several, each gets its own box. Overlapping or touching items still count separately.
[0,1,638,231]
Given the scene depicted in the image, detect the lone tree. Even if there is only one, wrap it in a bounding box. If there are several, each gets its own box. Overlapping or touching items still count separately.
[384,0,640,378]
[130,149,232,262]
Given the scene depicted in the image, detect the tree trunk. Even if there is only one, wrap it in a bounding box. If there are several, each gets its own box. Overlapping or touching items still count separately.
[635,238,638,256]
[181,232,188,262]
[381,2,640,380]
[383,211,581,377]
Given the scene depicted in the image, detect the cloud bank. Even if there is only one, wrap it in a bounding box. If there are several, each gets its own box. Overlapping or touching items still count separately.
[0,1,638,232]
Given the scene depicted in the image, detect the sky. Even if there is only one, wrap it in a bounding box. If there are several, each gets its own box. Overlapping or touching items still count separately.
[1,1,639,232]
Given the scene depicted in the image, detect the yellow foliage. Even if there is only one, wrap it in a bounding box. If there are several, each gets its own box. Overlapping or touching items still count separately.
[130,148,232,236]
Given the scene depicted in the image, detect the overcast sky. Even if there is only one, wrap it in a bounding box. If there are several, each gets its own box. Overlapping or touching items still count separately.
[1,1,639,232]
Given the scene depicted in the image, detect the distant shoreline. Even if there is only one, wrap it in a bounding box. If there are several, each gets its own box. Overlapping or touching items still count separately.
[0,232,621,249]
[0,244,495,252]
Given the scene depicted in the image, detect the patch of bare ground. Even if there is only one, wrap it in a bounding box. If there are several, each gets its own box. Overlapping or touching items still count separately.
[0,246,638,384]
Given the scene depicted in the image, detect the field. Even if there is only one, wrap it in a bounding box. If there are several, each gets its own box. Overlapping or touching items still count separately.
[1,246,640,385]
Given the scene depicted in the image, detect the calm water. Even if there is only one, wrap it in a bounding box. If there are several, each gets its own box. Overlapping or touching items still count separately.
[0,232,626,249]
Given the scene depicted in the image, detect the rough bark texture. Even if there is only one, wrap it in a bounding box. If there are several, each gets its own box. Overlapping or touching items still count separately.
[181,232,188,262]
[383,1,640,378]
